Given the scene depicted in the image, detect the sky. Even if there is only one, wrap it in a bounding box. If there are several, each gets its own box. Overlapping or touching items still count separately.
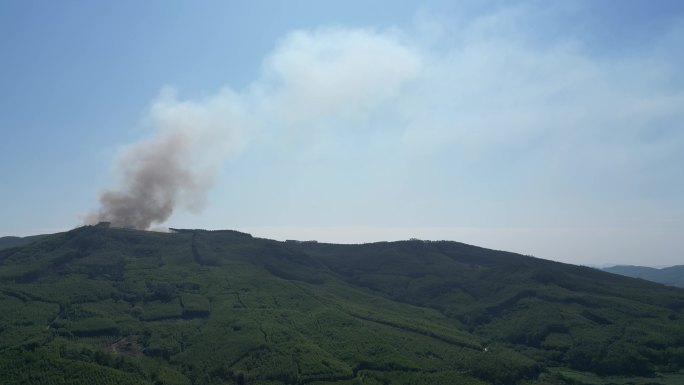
[1,0,683,266]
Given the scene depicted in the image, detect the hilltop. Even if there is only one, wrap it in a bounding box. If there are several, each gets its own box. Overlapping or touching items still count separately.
[0,224,683,385]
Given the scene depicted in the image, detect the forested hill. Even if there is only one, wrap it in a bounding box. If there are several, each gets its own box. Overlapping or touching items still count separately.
[603,265,684,288]
[0,224,683,385]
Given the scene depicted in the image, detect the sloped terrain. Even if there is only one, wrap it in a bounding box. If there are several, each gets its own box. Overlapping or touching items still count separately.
[0,224,683,385]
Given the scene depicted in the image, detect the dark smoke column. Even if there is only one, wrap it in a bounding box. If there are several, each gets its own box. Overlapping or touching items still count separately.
[86,87,243,230]
[87,130,210,230]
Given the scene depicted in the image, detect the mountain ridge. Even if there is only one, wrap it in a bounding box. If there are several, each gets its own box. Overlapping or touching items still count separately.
[1,224,683,385]
[603,265,684,288]
[0,234,50,251]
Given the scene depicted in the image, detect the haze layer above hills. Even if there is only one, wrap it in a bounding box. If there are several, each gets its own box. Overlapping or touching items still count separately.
[0,224,683,385]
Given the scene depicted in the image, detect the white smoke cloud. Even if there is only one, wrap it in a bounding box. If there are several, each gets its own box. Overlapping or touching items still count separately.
[262,28,421,125]
[89,11,684,230]
[88,27,422,229]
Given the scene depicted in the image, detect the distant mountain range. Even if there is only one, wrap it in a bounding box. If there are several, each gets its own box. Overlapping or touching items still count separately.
[0,234,47,250]
[1,224,683,384]
[603,265,684,288]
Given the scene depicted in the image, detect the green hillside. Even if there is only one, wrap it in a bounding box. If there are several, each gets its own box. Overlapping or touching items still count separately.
[0,224,683,385]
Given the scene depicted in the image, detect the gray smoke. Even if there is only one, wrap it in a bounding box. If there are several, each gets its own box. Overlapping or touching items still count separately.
[86,28,416,230]
[87,129,210,229]
[86,86,243,230]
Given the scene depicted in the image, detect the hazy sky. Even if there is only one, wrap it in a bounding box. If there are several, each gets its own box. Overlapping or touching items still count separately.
[1,0,683,266]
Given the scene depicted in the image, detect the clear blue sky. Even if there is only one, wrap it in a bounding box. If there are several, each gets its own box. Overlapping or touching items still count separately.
[1,0,683,266]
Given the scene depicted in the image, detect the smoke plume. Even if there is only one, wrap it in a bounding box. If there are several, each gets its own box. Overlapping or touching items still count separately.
[87,87,245,229]
[87,20,683,231]
[87,28,417,230]
[88,132,200,229]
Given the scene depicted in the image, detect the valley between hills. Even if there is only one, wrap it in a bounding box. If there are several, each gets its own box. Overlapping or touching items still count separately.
[1,223,683,385]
